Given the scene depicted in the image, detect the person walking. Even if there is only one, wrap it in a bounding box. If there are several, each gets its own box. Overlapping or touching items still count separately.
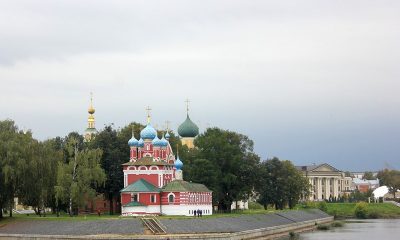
[193,209,197,217]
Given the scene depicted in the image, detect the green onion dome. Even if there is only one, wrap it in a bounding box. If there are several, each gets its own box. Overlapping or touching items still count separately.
[178,114,199,138]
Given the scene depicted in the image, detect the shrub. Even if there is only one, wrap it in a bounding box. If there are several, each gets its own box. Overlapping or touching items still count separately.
[248,202,264,210]
[303,201,318,209]
[331,221,344,227]
[317,224,331,230]
[354,202,368,219]
[318,201,328,212]
[367,211,379,219]
[289,231,299,239]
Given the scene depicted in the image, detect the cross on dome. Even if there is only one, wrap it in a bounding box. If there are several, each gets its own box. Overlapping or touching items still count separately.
[145,106,152,124]
[185,98,190,115]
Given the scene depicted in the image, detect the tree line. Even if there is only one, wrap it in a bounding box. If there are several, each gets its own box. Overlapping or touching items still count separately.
[1,119,315,217]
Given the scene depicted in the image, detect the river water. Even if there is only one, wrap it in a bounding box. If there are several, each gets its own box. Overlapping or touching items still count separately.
[293,219,400,240]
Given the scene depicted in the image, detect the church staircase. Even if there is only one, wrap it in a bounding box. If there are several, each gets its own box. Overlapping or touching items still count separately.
[141,217,167,234]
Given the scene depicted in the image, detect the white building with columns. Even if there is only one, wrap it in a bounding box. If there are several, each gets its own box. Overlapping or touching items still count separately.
[297,163,352,201]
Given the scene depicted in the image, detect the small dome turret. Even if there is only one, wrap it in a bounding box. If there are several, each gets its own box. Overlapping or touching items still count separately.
[138,138,144,147]
[175,156,183,170]
[152,135,162,147]
[165,131,170,140]
[160,135,168,147]
[128,136,138,147]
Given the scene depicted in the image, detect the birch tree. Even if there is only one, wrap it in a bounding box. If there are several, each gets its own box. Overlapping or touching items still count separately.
[55,137,105,216]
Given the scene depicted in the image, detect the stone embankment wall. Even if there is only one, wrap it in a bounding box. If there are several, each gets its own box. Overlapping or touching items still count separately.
[0,209,333,240]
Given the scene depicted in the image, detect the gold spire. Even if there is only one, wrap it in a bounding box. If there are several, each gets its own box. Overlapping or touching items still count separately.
[146,106,152,124]
[87,92,96,129]
[85,92,97,142]
[88,92,95,114]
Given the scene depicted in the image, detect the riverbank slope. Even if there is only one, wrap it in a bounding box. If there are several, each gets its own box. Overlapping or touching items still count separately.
[323,202,400,219]
[0,209,332,240]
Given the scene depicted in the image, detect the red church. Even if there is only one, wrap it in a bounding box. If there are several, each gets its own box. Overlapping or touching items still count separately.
[120,114,212,216]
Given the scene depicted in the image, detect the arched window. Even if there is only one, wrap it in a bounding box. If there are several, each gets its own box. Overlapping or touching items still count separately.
[168,194,175,203]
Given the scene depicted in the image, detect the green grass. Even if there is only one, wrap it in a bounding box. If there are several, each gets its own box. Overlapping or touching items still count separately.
[325,203,400,219]
[1,208,302,224]
[0,212,123,225]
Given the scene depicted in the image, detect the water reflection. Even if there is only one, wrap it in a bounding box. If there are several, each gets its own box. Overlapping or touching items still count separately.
[280,219,400,240]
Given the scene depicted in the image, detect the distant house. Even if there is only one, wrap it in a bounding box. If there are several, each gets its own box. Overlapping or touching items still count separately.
[351,172,378,179]
[297,163,352,201]
[352,178,379,193]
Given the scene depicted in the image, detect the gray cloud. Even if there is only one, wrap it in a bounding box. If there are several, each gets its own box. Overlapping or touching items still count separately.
[1,0,399,171]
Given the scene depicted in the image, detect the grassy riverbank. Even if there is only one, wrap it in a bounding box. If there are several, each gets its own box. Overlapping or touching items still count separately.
[324,203,400,219]
[0,208,278,225]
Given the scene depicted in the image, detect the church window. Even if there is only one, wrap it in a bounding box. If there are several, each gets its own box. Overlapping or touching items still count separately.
[150,194,156,203]
[168,194,175,203]
[131,193,138,202]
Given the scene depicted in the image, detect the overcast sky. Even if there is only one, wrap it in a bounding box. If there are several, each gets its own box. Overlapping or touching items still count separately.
[1,0,399,171]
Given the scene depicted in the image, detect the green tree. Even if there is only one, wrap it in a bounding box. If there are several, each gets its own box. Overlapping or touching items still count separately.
[377,169,400,198]
[18,139,62,215]
[363,171,375,180]
[189,127,260,211]
[282,160,310,209]
[89,124,137,214]
[256,157,309,210]
[55,137,105,216]
[0,120,28,217]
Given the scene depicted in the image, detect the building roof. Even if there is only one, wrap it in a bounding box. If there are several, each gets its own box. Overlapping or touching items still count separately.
[123,201,146,207]
[122,156,174,166]
[120,179,161,193]
[162,180,211,192]
[353,178,379,185]
[296,163,341,172]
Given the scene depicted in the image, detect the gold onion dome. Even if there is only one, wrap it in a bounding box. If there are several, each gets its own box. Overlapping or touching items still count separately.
[88,107,95,114]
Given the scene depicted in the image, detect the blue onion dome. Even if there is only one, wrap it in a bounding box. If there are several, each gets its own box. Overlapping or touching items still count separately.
[138,138,144,147]
[160,135,168,147]
[152,135,162,147]
[175,156,183,170]
[178,114,199,138]
[140,124,157,140]
[128,135,138,147]
[165,131,170,140]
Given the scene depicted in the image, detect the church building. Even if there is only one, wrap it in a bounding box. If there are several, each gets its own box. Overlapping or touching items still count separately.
[120,109,212,216]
